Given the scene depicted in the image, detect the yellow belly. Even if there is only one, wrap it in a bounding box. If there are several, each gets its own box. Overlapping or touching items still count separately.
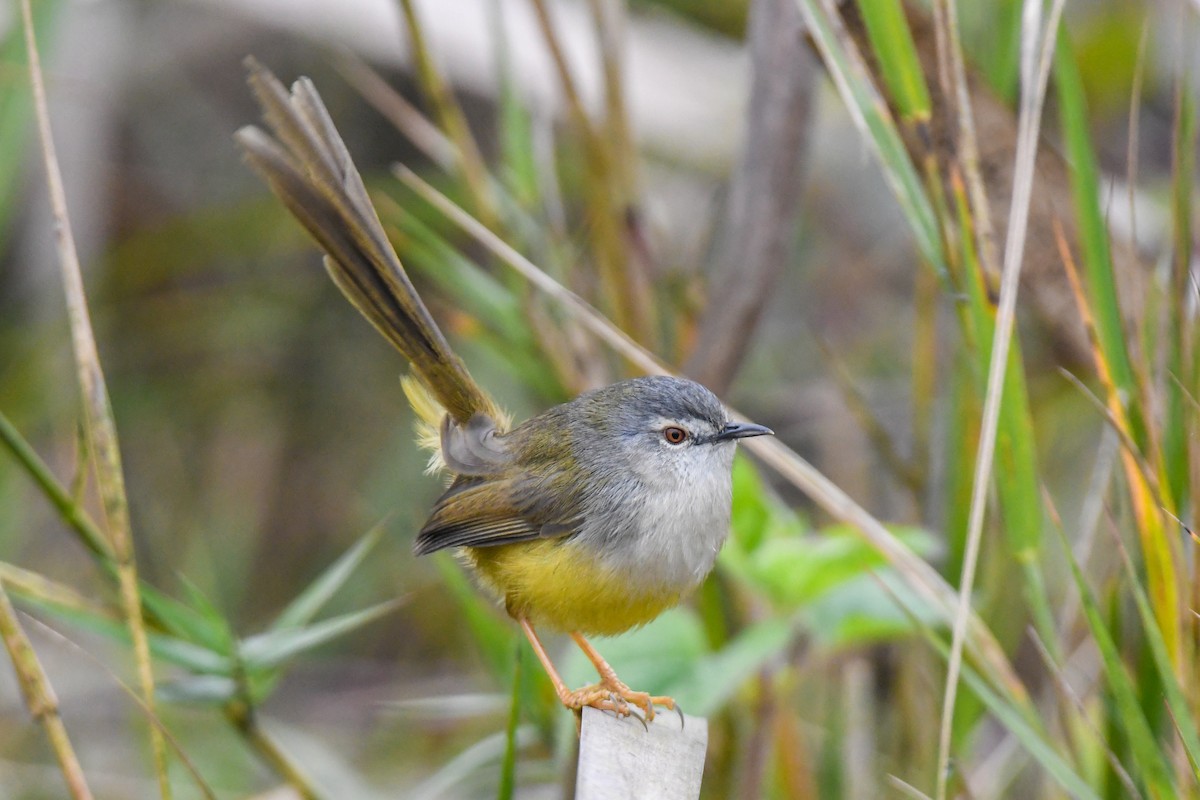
[464,540,684,636]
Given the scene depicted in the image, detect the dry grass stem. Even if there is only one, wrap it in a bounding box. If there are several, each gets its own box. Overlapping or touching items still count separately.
[334,50,456,170]
[0,585,93,799]
[397,0,496,226]
[19,0,171,794]
[24,617,219,800]
[934,1,1069,797]
[933,0,999,280]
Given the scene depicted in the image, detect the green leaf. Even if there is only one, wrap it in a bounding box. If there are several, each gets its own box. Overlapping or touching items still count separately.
[158,675,238,706]
[806,571,939,648]
[141,579,232,655]
[725,522,934,609]
[241,598,404,671]
[23,597,232,675]
[729,455,778,552]
[271,522,387,631]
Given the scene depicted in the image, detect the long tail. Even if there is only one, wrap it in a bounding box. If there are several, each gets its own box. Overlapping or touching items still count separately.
[234,58,501,428]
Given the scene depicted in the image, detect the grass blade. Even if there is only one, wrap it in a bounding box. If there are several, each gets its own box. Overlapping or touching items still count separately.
[1052,32,1145,447]
[795,0,946,277]
[242,598,405,671]
[271,521,387,631]
[1115,536,1200,781]
[397,0,497,227]
[1055,525,1178,797]
[855,0,931,120]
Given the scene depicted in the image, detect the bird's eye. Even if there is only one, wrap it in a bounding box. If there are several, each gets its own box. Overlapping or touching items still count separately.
[663,426,688,445]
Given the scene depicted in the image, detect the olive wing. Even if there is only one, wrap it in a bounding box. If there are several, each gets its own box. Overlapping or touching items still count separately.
[413,474,581,555]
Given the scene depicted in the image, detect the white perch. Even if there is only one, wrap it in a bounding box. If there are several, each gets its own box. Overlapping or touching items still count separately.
[575,707,708,800]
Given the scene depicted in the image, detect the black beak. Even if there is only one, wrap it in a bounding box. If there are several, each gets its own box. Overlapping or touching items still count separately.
[712,421,774,442]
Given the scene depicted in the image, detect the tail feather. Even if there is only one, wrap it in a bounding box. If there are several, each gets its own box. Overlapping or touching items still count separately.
[236,58,502,428]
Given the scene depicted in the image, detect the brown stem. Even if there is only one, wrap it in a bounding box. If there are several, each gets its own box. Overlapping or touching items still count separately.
[684,0,816,394]
[0,584,94,800]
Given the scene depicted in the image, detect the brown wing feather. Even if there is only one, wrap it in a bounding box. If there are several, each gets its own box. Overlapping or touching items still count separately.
[414,475,580,555]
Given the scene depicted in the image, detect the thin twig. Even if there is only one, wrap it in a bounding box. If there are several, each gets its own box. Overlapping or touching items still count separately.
[396,0,496,227]
[933,1,1067,797]
[333,49,456,170]
[527,0,650,342]
[18,1,171,795]
[814,334,924,499]
[0,583,93,799]
[933,0,1000,282]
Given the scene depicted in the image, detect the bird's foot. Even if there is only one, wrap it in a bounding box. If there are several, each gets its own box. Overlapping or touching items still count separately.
[560,678,676,723]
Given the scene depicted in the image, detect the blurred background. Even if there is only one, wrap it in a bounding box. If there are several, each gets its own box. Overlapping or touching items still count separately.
[0,0,1197,797]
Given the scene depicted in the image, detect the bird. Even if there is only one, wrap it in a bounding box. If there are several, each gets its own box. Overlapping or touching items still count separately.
[234,59,772,722]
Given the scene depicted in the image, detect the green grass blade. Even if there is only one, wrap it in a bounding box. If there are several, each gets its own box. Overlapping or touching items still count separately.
[271,521,387,631]
[1053,32,1145,450]
[796,0,946,277]
[497,640,521,800]
[0,410,113,561]
[1117,539,1200,781]
[28,601,232,675]
[241,598,405,671]
[972,0,1022,102]
[891,586,1099,799]
[951,174,1042,562]
[1164,62,1196,513]
[854,0,931,120]
[1055,527,1178,797]
[955,656,1099,800]
[139,583,231,655]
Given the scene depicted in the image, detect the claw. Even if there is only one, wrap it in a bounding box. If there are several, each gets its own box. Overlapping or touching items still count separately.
[558,680,676,728]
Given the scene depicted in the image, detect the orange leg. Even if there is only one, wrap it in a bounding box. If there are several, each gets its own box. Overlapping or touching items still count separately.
[570,632,676,722]
[518,618,673,721]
